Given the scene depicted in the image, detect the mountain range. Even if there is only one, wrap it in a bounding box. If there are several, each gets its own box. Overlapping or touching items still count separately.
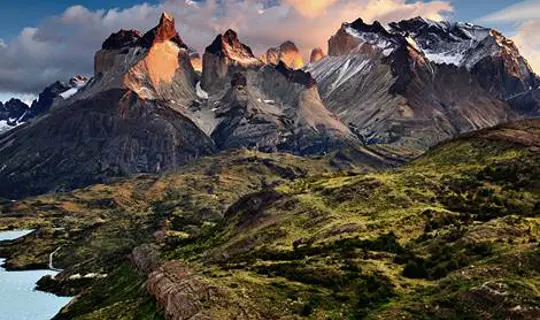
[0,13,538,199]
[0,12,539,320]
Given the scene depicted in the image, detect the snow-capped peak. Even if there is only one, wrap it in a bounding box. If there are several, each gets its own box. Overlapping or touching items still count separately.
[331,16,522,70]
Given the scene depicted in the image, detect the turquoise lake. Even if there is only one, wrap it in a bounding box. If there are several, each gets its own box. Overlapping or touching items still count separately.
[0,230,72,320]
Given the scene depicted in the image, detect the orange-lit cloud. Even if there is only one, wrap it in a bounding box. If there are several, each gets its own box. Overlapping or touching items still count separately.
[512,21,540,73]
[0,0,454,94]
[283,0,339,18]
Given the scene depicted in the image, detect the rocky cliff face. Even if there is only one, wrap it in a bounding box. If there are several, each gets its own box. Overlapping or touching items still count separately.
[201,29,263,93]
[260,41,304,69]
[89,13,198,105]
[0,89,215,198]
[210,60,356,155]
[309,16,533,149]
[0,99,29,122]
[147,261,260,320]
[0,13,215,198]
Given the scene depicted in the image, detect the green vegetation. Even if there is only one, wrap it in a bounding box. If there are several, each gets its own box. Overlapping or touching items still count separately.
[1,122,540,319]
[54,264,163,320]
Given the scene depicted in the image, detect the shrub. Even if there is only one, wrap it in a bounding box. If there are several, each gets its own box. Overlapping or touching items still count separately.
[402,259,428,278]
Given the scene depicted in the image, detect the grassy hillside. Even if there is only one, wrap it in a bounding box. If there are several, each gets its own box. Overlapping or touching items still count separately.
[143,120,539,319]
[1,121,539,319]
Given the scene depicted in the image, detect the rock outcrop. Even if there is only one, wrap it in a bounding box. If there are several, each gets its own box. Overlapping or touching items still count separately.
[0,99,29,123]
[201,29,263,93]
[310,47,325,63]
[90,13,197,104]
[211,62,356,155]
[260,41,304,69]
[131,244,161,274]
[147,262,260,320]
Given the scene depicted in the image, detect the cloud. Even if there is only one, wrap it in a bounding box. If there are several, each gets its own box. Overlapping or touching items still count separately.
[0,0,453,95]
[479,1,540,73]
[283,0,340,18]
[480,0,540,23]
[513,21,540,73]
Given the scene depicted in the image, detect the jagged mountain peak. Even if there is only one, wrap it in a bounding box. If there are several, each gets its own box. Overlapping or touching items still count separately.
[261,40,304,69]
[332,15,533,74]
[223,29,241,44]
[3,98,28,110]
[0,12,212,198]
[280,40,299,50]
[154,12,181,43]
[136,12,187,49]
[90,12,198,102]
[348,18,393,37]
[309,15,540,150]
[310,47,325,63]
[206,29,260,65]
[202,29,262,92]
[0,98,28,130]
[100,13,187,52]
[101,29,142,50]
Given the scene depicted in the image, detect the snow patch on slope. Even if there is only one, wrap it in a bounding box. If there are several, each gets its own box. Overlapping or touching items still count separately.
[308,55,373,97]
[423,51,464,67]
[196,81,209,99]
[60,88,79,100]
[343,17,513,70]
[344,26,396,57]
[0,119,24,133]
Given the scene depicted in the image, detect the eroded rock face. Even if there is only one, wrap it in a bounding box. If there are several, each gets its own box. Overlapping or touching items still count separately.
[131,244,161,274]
[261,41,304,69]
[92,13,197,104]
[211,64,356,155]
[201,29,263,93]
[308,16,536,149]
[0,89,216,198]
[147,262,259,320]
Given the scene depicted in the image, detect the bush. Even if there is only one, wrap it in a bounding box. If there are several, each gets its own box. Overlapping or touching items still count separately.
[402,259,428,278]
[355,274,395,318]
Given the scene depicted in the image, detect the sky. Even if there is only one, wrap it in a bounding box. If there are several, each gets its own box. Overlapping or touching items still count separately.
[0,0,538,102]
